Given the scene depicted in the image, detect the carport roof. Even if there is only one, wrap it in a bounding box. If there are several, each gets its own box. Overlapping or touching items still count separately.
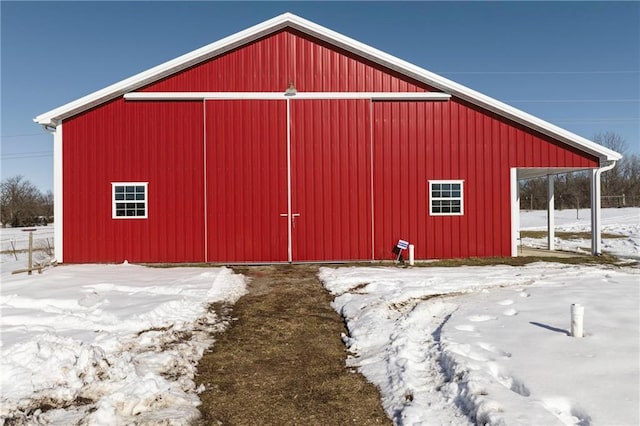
[34,12,621,163]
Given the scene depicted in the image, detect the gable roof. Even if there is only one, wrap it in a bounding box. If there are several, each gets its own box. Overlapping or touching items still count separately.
[34,12,621,162]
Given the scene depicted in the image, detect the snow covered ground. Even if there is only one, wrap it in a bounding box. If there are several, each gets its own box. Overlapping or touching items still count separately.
[320,208,639,425]
[1,263,246,424]
[520,207,639,259]
[1,208,637,425]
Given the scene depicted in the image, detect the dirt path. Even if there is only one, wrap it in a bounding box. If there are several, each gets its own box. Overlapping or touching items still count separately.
[196,265,390,425]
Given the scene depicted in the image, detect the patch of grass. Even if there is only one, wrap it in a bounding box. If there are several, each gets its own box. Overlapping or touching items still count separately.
[520,230,626,239]
[195,265,389,425]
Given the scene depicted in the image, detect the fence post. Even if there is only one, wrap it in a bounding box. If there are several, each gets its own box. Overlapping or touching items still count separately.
[27,231,33,275]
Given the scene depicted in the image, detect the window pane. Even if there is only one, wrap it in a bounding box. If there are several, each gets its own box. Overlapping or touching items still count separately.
[442,190,451,198]
[452,190,460,197]
[113,183,147,218]
[432,183,441,191]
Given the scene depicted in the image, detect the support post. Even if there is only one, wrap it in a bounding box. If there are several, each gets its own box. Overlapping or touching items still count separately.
[591,169,601,255]
[547,174,555,251]
[408,244,415,266]
[510,168,520,257]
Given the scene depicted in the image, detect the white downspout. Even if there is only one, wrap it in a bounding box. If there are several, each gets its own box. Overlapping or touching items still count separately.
[591,161,617,255]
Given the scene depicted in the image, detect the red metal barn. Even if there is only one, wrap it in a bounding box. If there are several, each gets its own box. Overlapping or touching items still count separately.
[35,13,621,264]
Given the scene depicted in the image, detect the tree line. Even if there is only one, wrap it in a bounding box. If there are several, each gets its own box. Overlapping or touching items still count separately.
[1,176,53,227]
[520,132,640,210]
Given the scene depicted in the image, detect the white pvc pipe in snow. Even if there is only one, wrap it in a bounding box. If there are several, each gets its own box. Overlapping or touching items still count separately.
[571,304,585,338]
[408,244,415,266]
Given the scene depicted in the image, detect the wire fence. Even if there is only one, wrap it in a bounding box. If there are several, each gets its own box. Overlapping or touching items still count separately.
[1,227,55,260]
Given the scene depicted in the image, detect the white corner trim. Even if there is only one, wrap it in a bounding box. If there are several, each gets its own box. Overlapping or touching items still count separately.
[510,168,519,257]
[124,92,452,101]
[54,124,63,263]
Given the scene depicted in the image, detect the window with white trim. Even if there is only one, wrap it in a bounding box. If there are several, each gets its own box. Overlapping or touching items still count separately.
[429,180,464,216]
[112,183,148,218]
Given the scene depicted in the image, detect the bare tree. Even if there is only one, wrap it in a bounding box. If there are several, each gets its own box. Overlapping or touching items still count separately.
[594,131,628,154]
[593,132,640,206]
[594,132,626,196]
[0,176,44,227]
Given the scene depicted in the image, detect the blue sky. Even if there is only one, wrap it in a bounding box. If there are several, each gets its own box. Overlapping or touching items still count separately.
[2,1,638,192]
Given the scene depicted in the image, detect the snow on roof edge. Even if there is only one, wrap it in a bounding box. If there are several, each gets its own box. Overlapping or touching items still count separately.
[33,12,621,162]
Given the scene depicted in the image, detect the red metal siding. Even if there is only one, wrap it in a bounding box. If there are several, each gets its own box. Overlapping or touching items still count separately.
[205,100,288,262]
[63,99,205,263]
[142,30,433,93]
[290,99,372,261]
[61,29,601,263]
[373,100,599,260]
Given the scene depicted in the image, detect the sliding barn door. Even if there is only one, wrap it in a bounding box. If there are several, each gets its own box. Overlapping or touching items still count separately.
[205,100,288,262]
[290,99,372,261]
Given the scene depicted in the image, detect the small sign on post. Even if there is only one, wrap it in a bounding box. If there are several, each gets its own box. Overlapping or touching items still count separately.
[395,239,409,263]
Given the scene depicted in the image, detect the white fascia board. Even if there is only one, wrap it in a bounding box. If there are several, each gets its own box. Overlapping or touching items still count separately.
[124,92,451,101]
[33,13,297,126]
[34,12,621,162]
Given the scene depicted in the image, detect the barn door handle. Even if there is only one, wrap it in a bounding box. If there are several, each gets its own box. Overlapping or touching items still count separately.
[279,213,301,227]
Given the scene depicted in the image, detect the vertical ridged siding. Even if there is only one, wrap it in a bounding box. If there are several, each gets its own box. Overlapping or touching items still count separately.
[142,30,432,93]
[373,100,598,260]
[205,100,288,262]
[63,100,205,263]
[290,99,372,261]
[61,29,600,263]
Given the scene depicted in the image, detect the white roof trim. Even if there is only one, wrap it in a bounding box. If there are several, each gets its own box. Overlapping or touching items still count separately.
[34,12,621,161]
[124,91,452,101]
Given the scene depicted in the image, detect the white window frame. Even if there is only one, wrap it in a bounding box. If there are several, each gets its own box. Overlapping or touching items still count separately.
[112,182,148,219]
[429,180,464,216]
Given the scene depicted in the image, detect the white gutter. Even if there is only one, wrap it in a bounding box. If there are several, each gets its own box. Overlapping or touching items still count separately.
[591,160,617,255]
